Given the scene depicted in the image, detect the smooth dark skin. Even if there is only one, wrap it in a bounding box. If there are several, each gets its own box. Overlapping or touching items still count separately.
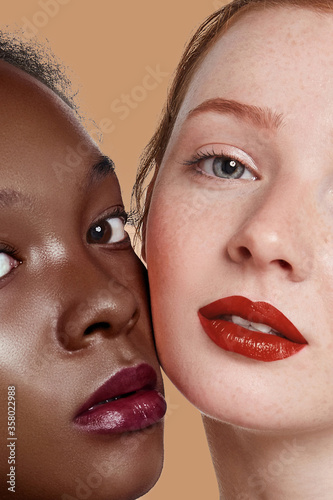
[0,61,164,500]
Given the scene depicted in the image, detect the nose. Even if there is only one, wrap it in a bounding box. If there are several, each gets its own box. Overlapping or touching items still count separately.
[226,183,313,282]
[55,259,140,351]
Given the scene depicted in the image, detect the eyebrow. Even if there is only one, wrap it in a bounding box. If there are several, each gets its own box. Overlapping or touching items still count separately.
[187,98,284,130]
[87,155,116,186]
[0,156,116,208]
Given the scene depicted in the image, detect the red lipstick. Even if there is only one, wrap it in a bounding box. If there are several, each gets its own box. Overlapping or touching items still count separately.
[198,296,307,362]
[74,363,166,434]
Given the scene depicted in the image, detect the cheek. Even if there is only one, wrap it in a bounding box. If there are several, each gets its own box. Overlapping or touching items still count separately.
[146,185,207,299]
[146,178,222,281]
[145,186,218,405]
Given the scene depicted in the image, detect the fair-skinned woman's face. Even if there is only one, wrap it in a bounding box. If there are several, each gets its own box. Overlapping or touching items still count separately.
[146,6,333,433]
[0,62,165,500]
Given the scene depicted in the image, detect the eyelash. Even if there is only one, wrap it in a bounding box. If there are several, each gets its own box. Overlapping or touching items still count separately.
[0,243,21,260]
[107,206,128,224]
[87,206,135,248]
[182,147,257,180]
[94,207,137,227]
[183,148,223,166]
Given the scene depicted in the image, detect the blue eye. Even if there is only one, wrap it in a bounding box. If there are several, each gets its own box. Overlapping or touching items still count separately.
[87,217,127,245]
[184,148,257,181]
[199,155,255,180]
[209,156,249,179]
[0,252,20,279]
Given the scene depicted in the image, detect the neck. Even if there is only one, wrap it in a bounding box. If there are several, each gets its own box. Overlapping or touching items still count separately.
[202,416,333,500]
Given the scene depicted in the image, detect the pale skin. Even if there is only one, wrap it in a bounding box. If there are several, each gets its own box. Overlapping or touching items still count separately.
[145,6,333,499]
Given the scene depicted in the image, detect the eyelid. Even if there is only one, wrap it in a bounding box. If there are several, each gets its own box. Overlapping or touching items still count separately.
[183,144,260,179]
[92,206,128,227]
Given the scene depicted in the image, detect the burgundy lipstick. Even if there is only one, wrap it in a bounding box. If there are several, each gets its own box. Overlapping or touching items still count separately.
[74,363,166,434]
[198,296,308,362]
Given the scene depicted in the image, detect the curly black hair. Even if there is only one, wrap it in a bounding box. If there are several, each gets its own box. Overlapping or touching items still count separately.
[0,27,79,113]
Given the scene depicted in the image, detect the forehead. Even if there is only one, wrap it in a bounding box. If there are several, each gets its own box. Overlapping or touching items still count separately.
[0,60,102,195]
[177,6,333,124]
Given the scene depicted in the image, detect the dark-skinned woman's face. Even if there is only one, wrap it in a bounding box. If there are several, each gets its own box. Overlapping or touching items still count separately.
[0,61,165,500]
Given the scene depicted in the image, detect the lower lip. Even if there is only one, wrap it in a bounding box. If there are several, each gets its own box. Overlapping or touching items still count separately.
[74,389,166,434]
[198,315,305,361]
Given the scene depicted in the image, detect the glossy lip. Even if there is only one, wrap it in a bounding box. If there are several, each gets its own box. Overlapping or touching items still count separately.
[74,363,166,434]
[198,296,308,362]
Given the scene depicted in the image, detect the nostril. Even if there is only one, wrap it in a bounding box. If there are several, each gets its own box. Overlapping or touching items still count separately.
[84,322,111,336]
[277,259,292,270]
[239,247,252,260]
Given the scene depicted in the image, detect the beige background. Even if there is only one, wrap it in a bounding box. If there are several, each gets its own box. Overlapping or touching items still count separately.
[1,1,230,498]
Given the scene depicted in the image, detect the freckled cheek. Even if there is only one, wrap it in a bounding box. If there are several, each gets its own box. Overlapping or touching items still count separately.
[146,189,214,354]
[146,190,223,397]
[146,186,206,288]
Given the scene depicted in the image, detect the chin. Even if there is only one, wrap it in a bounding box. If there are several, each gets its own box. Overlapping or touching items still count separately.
[160,344,316,435]
[115,430,165,500]
[7,423,164,500]
[179,374,323,435]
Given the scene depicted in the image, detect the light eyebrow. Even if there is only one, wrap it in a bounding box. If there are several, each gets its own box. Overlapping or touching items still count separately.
[187,98,284,130]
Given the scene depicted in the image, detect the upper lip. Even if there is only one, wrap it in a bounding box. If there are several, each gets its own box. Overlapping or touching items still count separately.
[199,295,308,344]
[75,363,158,417]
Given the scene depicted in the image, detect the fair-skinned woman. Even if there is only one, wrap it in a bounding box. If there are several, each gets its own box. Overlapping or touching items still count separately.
[134,1,333,497]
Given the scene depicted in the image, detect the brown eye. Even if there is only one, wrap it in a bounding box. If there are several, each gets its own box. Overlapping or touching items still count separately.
[87,218,126,244]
